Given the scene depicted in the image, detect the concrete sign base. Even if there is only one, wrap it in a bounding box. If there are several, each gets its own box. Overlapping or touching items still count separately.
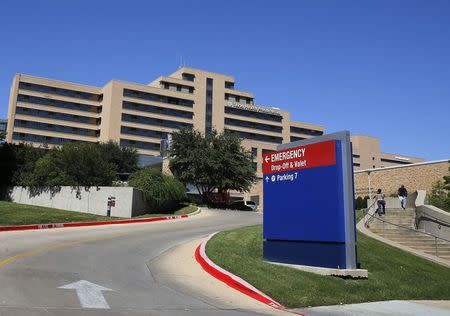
[265,261,368,279]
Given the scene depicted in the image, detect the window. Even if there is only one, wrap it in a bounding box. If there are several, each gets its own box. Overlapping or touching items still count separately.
[122,101,193,119]
[380,158,412,165]
[353,162,361,167]
[224,129,283,144]
[12,132,89,145]
[251,147,258,157]
[290,136,306,142]
[17,94,100,113]
[14,119,98,137]
[182,73,195,81]
[224,117,282,133]
[224,93,253,105]
[15,107,98,124]
[120,138,160,151]
[225,81,235,89]
[353,154,360,158]
[19,82,102,101]
[290,126,323,136]
[123,89,194,107]
[224,106,282,122]
[121,126,168,139]
[121,114,193,129]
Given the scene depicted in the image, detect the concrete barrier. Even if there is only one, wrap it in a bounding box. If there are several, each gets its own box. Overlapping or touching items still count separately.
[9,186,147,218]
[416,204,450,240]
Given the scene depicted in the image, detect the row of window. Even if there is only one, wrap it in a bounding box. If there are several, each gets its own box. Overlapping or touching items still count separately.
[290,136,306,142]
[12,132,87,145]
[19,82,102,101]
[290,126,323,136]
[160,81,194,94]
[122,101,193,119]
[121,126,169,139]
[16,107,100,125]
[224,106,282,122]
[224,129,283,144]
[17,94,101,113]
[380,158,412,165]
[225,93,253,104]
[14,119,99,137]
[120,138,160,151]
[225,117,283,133]
[123,89,194,107]
[121,113,193,129]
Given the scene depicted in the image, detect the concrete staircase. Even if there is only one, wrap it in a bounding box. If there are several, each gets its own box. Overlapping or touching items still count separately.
[368,208,450,261]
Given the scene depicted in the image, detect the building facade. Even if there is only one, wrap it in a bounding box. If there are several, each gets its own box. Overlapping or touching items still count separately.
[0,119,6,134]
[351,135,424,170]
[6,67,325,205]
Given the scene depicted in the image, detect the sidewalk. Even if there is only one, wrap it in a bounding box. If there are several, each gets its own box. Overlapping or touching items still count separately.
[148,238,294,316]
[149,235,450,316]
[295,300,450,316]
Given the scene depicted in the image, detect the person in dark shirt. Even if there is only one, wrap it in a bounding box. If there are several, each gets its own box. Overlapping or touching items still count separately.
[398,185,408,210]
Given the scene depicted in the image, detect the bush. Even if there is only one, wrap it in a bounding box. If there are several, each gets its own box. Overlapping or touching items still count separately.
[355,195,370,210]
[129,168,186,213]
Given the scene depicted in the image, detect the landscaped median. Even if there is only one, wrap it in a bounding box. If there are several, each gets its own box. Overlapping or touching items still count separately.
[204,223,450,308]
[0,201,198,231]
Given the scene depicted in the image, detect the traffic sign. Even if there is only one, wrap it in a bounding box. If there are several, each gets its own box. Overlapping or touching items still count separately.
[263,131,358,269]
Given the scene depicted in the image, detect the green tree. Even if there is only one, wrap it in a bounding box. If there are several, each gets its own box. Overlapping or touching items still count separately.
[26,143,116,187]
[128,168,186,212]
[169,129,257,199]
[98,141,139,175]
[443,167,450,191]
[428,181,450,212]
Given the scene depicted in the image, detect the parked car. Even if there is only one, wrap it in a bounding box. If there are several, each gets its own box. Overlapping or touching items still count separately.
[228,200,257,211]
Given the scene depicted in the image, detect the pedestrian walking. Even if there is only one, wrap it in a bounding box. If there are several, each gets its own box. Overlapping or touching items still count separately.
[398,185,408,210]
[375,188,386,216]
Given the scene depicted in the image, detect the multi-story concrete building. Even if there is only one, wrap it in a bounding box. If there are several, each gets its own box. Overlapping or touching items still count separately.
[351,135,424,170]
[6,67,325,205]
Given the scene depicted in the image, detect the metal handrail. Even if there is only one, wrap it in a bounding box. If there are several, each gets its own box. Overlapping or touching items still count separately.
[362,207,450,258]
[363,209,450,242]
[361,199,378,226]
[415,210,450,229]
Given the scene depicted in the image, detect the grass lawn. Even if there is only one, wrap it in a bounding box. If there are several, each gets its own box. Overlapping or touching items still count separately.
[0,201,197,226]
[206,218,450,308]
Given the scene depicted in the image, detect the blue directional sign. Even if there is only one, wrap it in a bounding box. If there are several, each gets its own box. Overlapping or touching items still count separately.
[263,131,358,269]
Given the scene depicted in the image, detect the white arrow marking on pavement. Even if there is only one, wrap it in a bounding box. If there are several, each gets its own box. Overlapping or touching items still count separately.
[59,280,114,309]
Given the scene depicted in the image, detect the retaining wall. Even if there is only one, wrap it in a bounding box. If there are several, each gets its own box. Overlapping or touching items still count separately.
[9,186,147,218]
[355,160,449,197]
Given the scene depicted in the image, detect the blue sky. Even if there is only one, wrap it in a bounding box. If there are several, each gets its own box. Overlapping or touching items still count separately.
[0,0,449,160]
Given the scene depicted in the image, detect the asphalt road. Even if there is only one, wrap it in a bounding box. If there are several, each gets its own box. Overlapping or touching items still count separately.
[0,209,264,316]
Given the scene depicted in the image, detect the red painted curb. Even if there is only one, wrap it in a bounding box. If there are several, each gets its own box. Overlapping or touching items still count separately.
[195,233,305,315]
[0,213,191,232]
